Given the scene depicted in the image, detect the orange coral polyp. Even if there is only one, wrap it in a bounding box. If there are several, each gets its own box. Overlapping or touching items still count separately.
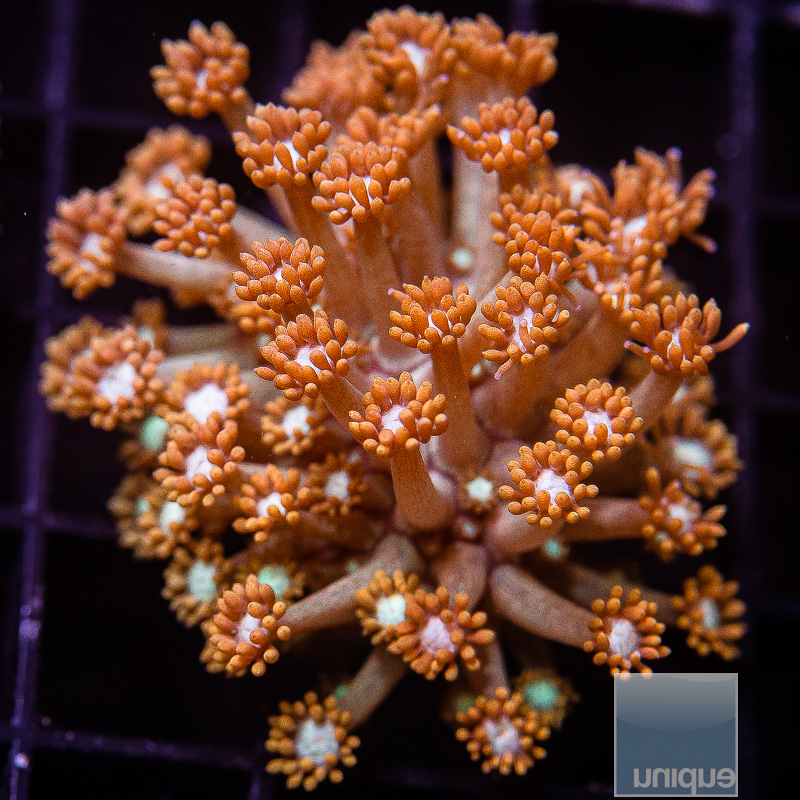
[235,237,326,317]
[627,293,749,378]
[151,21,250,119]
[500,442,597,528]
[234,104,331,189]
[448,97,558,177]
[348,372,447,458]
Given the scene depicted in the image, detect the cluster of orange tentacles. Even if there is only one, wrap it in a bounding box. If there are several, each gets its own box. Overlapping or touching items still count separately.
[40,8,747,789]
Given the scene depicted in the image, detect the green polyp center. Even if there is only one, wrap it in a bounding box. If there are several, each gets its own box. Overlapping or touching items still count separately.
[257,565,291,599]
[135,497,150,516]
[453,693,476,715]
[332,682,349,701]
[542,538,566,560]
[524,678,560,711]
[187,560,217,602]
[139,415,169,453]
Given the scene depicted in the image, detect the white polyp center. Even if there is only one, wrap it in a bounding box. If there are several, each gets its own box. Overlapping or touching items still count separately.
[184,383,229,424]
[187,560,217,602]
[256,333,271,351]
[140,414,169,453]
[282,404,311,438]
[324,470,350,502]
[697,597,721,630]
[666,501,696,534]
[293,344,320,372]
[381,404,407,434]
[294,718,340,766]
[375,593,407,627]
[451,246,474,273]
[80,232,105,266]
[467,476,494,503]
[97,361,138,403]
[257,565,292,599]
[607,618,640,658]
[400,40,429,76]
[498,127,512,147]
[535,469,572,502]
[419,615,456,655]
[145,162,185,199]
[568,177,593,207]
[622,215,647,244]
[671,383,689,405]
[195,67,209,90]
[235,612,265,645]
[483,715,521,757]
[159,500,186,531]
[581,408,613,437]
[256,491,286,518]
[672,437,713,478]
[185,446,214,481]
[274,138,302,170]
[137,325,156,346]
[135,497,150,516]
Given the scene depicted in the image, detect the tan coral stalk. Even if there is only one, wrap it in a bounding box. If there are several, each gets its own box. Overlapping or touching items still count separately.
[489,564,593,647]
[312,142,415,366]
[337,646,408,729]
[281,535,424,635]
[389,277,489,472]
[431,542,489,606]
[559,497,649,544]
[348,373,454,531]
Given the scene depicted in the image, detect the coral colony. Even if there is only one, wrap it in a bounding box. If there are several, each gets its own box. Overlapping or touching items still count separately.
[40,8,749,789]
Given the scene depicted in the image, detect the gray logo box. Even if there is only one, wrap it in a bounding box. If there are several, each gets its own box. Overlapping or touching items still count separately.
[614,673,737,797]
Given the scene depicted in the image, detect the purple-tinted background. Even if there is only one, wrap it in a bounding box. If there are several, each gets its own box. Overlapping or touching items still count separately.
[0,0,796,797]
